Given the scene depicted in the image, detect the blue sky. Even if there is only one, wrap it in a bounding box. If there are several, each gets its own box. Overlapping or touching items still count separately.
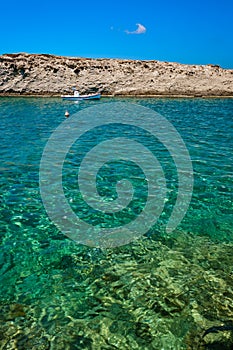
[1,0,233,68]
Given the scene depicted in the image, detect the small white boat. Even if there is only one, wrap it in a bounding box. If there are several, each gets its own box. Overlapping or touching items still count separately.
[61,90,101,101]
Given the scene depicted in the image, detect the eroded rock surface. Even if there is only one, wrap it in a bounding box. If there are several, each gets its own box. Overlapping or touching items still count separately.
[0,53,232,96]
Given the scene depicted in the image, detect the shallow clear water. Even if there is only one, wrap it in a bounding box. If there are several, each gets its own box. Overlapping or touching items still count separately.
[0,97,233,349]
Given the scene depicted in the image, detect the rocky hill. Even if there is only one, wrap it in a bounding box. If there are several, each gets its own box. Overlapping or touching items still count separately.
[0,53,232,97]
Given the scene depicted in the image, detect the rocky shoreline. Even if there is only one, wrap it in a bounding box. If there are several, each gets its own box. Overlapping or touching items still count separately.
[0,53,233,97]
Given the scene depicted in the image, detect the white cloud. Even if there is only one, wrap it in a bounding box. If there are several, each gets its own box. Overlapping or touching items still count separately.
[125,23,146,35]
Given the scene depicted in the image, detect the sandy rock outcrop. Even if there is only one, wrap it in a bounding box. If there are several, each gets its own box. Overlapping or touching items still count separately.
[0,53,232,96]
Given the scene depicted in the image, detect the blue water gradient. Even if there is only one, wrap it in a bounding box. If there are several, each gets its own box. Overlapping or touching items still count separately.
[0,97,233,349]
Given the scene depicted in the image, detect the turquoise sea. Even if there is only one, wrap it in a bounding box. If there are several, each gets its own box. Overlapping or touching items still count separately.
[0,97,233,349]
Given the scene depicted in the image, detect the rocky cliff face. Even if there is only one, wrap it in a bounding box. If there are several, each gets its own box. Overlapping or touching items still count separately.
[0,53,232,96]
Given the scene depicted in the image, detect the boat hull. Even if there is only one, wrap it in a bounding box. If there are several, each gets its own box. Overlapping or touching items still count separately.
[61,93,101,101]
